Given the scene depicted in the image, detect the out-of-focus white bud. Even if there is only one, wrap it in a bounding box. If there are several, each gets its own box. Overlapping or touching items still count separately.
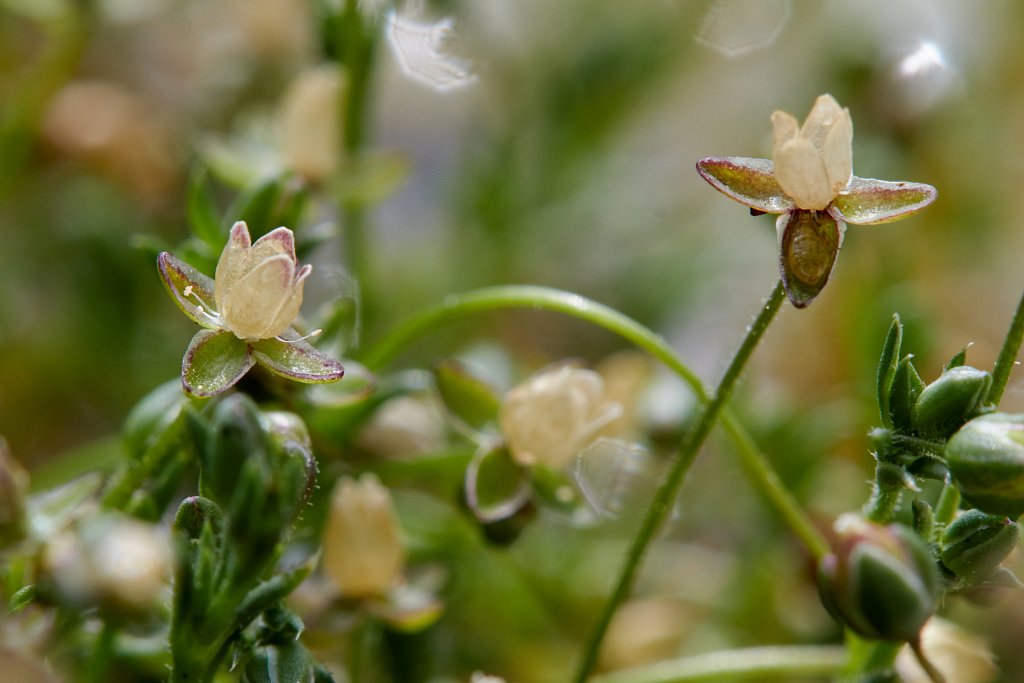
[323,474,405,598]
[895,617,998,683]
[598,597,689,671]
[356,395,447,458]
[500,365,621,469]
[279,65,345,183]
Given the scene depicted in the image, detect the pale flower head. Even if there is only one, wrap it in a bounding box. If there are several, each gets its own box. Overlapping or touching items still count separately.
[323,474,405,598]
[214,221,312,341]
[280,65,345,183]
[895,617,998,683]
[500,365,622,469]
[771,94,853,211]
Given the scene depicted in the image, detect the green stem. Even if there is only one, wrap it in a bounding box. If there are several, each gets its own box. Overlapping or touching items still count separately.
[988,284,1024,406]
[360,285,826,560]
[933,482,961,529]
[86,620,117,683]
[573,280,786,683]
[588,645,846,683]
[337,0,380,334]
[864,462,906,524]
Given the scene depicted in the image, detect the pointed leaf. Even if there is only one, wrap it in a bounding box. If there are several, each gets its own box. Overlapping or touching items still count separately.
[832,177,937,225]
[696,156,794,213]
[945,346,969,371]
[433,359,501,432]
[464,445,532,523]
[777,209,843,308]
[182,329,253,397]
[889,355,925,432]
[158,252,219,328]
[876,314,903,428]
[251,335,345,383]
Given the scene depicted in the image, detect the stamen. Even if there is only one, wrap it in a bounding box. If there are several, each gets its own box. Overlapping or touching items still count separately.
[180,285,222,326]
[277,329,323,343]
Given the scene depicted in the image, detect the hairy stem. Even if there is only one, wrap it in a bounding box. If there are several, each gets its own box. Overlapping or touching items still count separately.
[988,284,1024,406]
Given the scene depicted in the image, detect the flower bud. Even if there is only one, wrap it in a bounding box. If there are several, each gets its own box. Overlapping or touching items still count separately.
[771,94,853,211]
[817,514,938,642]
[500,365,621,469]
[945,413,1024,517]
[940,510,1019,581]
[323,474,405,598]
[911,366,990,438]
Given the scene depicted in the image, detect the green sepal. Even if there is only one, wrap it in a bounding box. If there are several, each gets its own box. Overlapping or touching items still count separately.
[251,336,345,384]
[157,251,219,329]
[777,209,843,308]
[9,585,35,613]
[695,157,794,213]
[203,395,269,507]
[876,315,903,428]
[911,498,934,539]
[464,445,531,524]
[173,495,225,540]
[242,643,318,683]
[433,359,502,433]
[945,346,969,371]
[940,509,1019,581]
[832,177,937,225]
[183,329,254,398]
[888,356,925,432]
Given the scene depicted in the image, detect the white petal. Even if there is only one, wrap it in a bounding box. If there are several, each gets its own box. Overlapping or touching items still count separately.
[214,221,253,311]
[773,139,834,210]
[771,110,799,148]
[822,108,853,193]
[221,254,296,340]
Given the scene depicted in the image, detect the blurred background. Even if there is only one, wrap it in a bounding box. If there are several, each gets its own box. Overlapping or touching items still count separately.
[3,0,1024,680]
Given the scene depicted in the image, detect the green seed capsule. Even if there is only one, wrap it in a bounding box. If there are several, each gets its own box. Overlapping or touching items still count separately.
[940,509,1019,581]
[911,366,990,438]
[946,413,1024,517]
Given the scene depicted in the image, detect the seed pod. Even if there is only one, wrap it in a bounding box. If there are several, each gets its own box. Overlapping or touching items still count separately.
[818,514,938,642]
[911,366,990,438]
[940,510,1019,581]
[946,413,1024,517]
[776,209,841,309]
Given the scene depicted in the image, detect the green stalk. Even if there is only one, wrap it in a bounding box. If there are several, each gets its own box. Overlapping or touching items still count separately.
[361,285,825,560]
[987,284,1024,406]
[588,644,846,683]
[572,280,786,682]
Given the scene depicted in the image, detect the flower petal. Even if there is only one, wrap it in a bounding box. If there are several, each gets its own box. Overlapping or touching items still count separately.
[832,177,938,225]
[221,254,297,340]
[157,252,219,328]
[251,335,345,383]
[214,221,253,310]
[696,157,794,213]
[773,138,835,211]
[182,329,254,397]
[249,226,298,263]
[777,209,844,308]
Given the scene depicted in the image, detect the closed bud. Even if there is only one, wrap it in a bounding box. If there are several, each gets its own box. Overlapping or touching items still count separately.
[323,474,405,598]
[911,366,990,438]
[940,510,1019,581]
[204,394,269,507]
[946,413,1024,517]
[817,514,938,642]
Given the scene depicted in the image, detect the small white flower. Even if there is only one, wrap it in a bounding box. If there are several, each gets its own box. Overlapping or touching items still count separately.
[771,94,853,211]
[214,221,312,341]
[500,365,622,469]
[322,474,405,598]
[279,66,345,183]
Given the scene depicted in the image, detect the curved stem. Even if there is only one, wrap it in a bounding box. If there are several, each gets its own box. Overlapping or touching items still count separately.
[588,644,846,683]
[988,284,1024,406]
[573,280,786,682]
[911,637,947,683]
[361,285,826,560]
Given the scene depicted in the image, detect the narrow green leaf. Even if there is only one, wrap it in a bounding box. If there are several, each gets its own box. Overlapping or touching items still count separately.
[889,355,925,432]
[182,329,253,397]
[9,585,34,613]
[157,252,219,329]
[696,156,793,214]
[833,177,937,225]
[251,336,345,383]
[433,359,501,432]
[876,314,903,428]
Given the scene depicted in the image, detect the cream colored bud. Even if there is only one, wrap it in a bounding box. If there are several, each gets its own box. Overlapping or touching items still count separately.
[280,65,345,182]
[895,618,997,683]
[323,474,405,598]
[598,598,688,671]
[500,365,622,469]
[214,221,311,341]
[356,395,446,458]
[43,516,173,613]
[771,94,853,211]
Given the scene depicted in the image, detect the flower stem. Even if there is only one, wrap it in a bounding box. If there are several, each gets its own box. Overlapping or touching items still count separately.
[987,284,1024,406]
[587,644,846,683]
[572,279,786,683]
[360,285,826,560]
